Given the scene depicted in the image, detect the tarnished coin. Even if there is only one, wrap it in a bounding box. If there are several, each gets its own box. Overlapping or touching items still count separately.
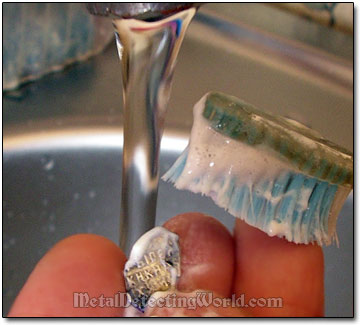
[124,226,181,312]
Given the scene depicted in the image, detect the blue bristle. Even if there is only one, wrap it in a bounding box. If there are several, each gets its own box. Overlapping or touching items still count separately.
[248,181,268,227]
[302,180,328,243]
[236,185,250,217]
[320,184,338,234]
[262,189,278,230]
[273,172,291,197]
[163,147,188,182]
[263,173,291,228]
[247,185,258,225]
[291,203,302,241]
[226,178,236,201]
[230,186,245,213]
[256,180,270,228]
[162,148,343,245]
[291,200,307,241]
[262,175,283,226]
[283,174,305,240]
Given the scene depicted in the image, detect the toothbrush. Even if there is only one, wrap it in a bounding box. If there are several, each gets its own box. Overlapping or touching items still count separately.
[162,92,353,245]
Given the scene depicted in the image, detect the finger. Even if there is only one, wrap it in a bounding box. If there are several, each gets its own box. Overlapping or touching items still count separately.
[163,212,235,297]
[233,219,324,317]
[148,213,240,317]
[9,234,127,317]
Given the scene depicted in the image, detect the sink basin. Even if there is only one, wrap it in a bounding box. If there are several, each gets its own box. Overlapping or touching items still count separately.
[3,5,353,316]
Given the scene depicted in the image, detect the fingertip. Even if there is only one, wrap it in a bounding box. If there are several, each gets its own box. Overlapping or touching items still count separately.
[163,213,235,297]
[9,234,127,317]
[233,219,324,317]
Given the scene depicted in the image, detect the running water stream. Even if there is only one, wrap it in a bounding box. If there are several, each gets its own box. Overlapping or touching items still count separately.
[112,8,196,254]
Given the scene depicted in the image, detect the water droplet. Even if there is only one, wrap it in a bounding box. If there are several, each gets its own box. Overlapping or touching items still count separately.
[88,190,96,199]
[73,193,80,200]
[48,224,55,232]
[209,162,215,167]
[44,159,55,171]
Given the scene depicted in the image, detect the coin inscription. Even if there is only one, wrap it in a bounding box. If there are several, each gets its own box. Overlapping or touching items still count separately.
[124,227,181,311]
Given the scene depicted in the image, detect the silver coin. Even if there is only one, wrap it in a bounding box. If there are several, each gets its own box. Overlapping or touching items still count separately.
[124,226,181,312]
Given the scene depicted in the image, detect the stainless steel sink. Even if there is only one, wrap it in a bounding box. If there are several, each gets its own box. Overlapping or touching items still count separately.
[3,5,353,316]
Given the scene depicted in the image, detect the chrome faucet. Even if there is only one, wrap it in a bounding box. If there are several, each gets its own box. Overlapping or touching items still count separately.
[86,3,198,20]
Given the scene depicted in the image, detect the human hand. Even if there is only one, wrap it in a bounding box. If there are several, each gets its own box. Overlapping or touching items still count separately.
[9,213,323,317]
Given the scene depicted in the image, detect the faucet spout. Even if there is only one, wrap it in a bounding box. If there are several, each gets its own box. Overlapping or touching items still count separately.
[86,3,199,21]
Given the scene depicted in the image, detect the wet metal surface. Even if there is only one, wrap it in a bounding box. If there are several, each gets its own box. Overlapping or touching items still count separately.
[124,227,180,312]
